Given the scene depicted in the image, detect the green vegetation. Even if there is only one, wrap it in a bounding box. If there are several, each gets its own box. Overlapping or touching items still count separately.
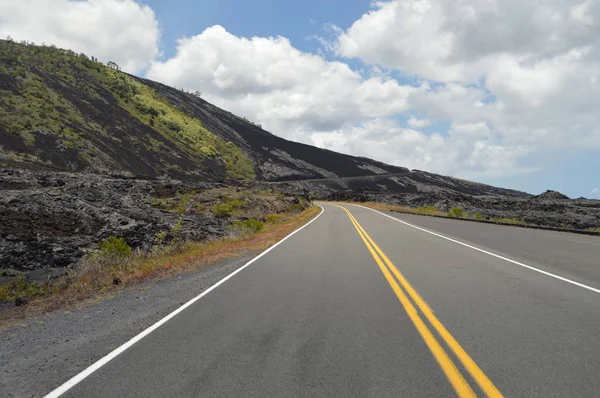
[587,228,600,233]
[87,236,132,262]
[447,207,466,218]
[414,205,441,215]
[105,69,255,180]
[0,275,45,302]
[236,115,262,128]
[1,205,319,315]
[225,198,247,209]
[0,39,255,179]
[229,219,264,235]
[0,47,101,161]
[149,188,290,220]
[211,203,233,217]
[490,217,527,225]
[265,214,283,224]
[361,202,535,228]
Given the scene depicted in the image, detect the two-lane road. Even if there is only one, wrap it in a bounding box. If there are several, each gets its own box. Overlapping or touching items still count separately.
[48,203,600,397]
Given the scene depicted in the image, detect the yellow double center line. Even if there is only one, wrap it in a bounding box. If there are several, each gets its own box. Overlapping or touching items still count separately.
[336,205,502,398]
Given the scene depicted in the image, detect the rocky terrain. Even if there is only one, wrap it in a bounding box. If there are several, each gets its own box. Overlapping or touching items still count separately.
[1,39,599,295]
[265,171,600,230]
[269,169,529,197]
[320,187,600,231]
[0,168,309,286]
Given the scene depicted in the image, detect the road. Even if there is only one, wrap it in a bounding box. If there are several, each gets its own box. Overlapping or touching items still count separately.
[48,203,600,397]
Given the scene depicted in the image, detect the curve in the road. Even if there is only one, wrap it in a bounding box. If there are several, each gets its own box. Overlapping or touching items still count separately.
[350,204,600,295]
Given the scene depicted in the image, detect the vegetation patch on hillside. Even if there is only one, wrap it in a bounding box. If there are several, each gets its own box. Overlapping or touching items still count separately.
[106,70,255,180]
[0,39,255,180]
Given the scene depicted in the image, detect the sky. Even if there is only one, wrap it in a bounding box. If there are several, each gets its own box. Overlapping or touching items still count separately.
[1,0,599,198]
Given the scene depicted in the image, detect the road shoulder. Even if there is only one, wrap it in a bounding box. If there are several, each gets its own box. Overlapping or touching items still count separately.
[0,252,257,398]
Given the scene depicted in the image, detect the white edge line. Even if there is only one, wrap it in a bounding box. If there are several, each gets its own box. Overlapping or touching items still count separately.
[346,203,600,295]
[45,206,325,398]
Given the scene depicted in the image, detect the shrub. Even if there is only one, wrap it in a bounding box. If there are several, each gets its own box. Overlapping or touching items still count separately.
[200,145,217,157]
[286,203,305,213]
[97,236,132,258]
[136,104,159,117]
[229,219,264,235]
[447,207,466,218]
[212,203,233,217]
[162,120,182,132]
[0,275,43,301]
[265,214,283,224]
[493,217,527,225]
[194,203,205,212]
[474,213,486,220]
[414,205,439,215]
[154,231,168,245]
[226,198,246,209]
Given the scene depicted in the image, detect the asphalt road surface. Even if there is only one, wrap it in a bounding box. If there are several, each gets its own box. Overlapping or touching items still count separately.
[48,203,600,397]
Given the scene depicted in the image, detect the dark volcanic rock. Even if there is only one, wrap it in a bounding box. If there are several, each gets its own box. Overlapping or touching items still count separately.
[535,190,570,200]
[0,168,313,283]
[315,188,600,231]
[15,297,29,307]
[0,169,223,276]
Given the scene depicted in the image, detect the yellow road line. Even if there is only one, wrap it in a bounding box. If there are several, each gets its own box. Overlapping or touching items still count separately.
[337,205,503,398]
[337,206,476,397]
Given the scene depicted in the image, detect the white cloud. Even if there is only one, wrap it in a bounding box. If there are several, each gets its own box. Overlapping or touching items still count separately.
[407,117,431,129]
[310,118,533,178]
[330,0,600,169]
[5,0,597,185]
[591,188,600,197]
[0,0,160,73]
[336,0,600,84]
[147,26,415,139]
[145,2,600,180]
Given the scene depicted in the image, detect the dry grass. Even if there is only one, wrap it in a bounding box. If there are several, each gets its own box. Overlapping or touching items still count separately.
[490,217,527,225]
[341,201,445,216]
[335,201,530,224]
[0,206,320,323]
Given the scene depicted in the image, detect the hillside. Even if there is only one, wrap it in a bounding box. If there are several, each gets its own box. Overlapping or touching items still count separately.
[1,39,599,295]
[0,39,407,182]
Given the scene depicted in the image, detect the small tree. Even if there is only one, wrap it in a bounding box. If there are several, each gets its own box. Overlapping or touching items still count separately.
[107,61,120,71]
[6,35,13,42]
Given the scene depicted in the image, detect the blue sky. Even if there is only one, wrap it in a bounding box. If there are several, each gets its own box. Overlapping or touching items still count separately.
[144,0,369,59]
[5,0,596,197]
[140,0,600,198]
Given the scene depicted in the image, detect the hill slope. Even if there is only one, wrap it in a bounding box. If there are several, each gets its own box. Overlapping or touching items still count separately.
[0,39,407,182]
